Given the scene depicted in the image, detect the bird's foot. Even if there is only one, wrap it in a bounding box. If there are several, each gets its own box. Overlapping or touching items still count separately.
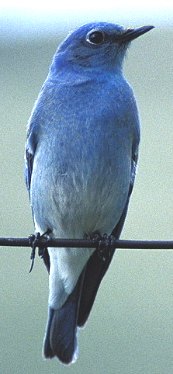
[84,230,101,241]
[28,229,52,272]
[84,231,115,262]
[97,233,115,261]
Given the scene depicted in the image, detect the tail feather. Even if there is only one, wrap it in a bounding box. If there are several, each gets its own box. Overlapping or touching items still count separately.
[43,307,55,358]
[43,272,84,364]
[50,296,78,364]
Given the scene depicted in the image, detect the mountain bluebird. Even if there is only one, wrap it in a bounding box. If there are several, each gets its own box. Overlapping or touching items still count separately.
[25,22,154,364]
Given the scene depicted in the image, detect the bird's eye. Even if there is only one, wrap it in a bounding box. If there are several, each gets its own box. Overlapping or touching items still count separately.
[86,30,105,45]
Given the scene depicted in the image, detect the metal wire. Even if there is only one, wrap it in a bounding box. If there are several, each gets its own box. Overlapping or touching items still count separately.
[0,236,173,249]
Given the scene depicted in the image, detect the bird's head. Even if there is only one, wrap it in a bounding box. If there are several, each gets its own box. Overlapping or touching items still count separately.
[51,22,154,75]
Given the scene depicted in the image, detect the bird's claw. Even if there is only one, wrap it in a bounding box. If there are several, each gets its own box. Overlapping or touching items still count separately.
[28,229,51,273]
[84,231,115,262]
[96,234,115,262]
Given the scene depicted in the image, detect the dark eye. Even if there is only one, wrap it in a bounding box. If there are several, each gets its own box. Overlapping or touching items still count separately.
[86,30,105,45]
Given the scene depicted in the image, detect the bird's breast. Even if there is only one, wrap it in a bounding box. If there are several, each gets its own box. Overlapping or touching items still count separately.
[31,118,132,238]
[30,79,135,237]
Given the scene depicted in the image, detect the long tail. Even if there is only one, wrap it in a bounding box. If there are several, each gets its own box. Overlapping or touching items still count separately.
[43,272,84,364]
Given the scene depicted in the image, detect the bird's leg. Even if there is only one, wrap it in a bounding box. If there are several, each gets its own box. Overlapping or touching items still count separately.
[84,231,115,262]
[84,230,101,241]
[38,229,52,258]
[29,229,52,272]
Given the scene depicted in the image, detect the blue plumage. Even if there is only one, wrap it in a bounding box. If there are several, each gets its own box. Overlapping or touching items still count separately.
[25,22,154,364]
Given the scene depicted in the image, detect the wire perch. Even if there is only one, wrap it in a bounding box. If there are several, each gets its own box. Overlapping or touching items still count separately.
[0,236,173,249]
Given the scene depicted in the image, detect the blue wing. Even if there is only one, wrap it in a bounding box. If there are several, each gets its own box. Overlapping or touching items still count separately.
[24,123,38,194]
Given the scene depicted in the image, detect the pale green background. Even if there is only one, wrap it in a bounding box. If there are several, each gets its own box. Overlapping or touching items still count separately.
[0,27,173,374]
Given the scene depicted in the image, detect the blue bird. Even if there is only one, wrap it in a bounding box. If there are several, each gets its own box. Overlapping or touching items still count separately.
[25,22,154,364]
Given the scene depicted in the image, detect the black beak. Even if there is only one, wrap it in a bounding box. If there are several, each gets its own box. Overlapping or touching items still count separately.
[114,25,154,43]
